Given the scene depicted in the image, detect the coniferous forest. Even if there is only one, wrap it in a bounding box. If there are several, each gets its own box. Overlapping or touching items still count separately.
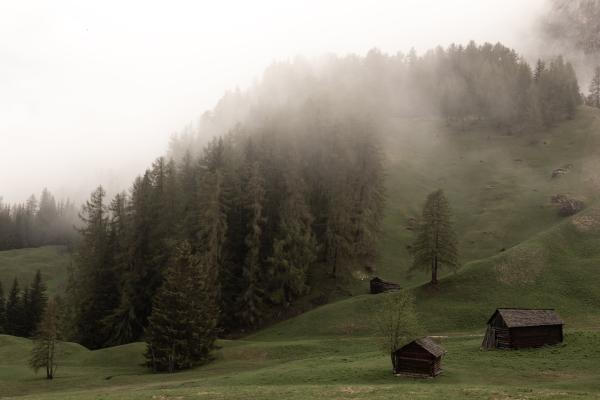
[0,41,591,373]
[61,43,583,359]
[0,189,78,251]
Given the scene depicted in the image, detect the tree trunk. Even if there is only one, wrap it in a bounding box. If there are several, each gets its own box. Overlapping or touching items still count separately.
[390,352,397,374]
[330,247,337,278]
[431,256,438,285]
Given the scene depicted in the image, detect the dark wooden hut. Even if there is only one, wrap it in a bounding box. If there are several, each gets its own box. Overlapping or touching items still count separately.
[481,308,564,350]
[370,277,401,294]
[393,337,446,377]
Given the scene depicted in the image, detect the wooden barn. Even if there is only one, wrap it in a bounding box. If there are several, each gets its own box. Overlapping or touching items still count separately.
[369,277,401,294]
[481,308,564,350]
[393,337,446,377]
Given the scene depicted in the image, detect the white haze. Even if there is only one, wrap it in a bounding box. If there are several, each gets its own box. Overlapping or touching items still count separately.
[0,0,546,204]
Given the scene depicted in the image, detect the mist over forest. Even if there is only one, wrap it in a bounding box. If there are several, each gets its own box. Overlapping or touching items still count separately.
[0,0,556,205]
[4,1,600,398]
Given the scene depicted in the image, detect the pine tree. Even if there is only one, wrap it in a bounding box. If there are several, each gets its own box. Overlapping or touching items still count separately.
[323,142,354,278]
[27,270,48,337]
[101,193,139,346]
[589,66,600,108]
[179,151,200,242]
[144,242,218,372]
[197,143,229,315]
[5,278,22,335]
[69,186,117,348]
[533,59,545,82]
[410,189,458,285]
[238,161,266,327]
[349,132,386,269]
[0,281,6,333]
[29,299,61,379]
[267,166,316,305]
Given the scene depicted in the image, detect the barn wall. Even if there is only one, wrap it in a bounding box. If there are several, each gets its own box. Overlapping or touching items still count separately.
[509,325,563,348]
[394,343,437,377]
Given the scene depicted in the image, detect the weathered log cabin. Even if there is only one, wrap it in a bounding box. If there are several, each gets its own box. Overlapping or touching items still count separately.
[369,277,401,294]
[481,308,564,350]
[393,337,445,377]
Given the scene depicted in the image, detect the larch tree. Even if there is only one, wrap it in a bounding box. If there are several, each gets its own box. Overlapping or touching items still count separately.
[29,299,61,379]
[410,189,458,285]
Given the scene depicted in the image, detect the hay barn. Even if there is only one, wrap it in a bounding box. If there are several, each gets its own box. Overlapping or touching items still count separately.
[481,308,564,350]
[369,277,401,294]
[393,337,445,377]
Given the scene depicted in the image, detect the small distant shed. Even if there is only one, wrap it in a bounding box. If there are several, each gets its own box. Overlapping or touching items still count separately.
[482,308,564,350]
[393,337,446,377]
[370,277,401,294]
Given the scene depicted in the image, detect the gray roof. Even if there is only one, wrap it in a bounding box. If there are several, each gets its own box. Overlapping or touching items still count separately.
[414,337,446,357]
[491,308,564,328]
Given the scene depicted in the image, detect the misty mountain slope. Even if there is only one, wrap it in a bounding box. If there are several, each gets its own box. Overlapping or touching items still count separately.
[0,246,71,296]
[375,106,600,287]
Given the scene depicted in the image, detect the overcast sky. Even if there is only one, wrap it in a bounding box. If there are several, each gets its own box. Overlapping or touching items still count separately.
[0,0,546,204]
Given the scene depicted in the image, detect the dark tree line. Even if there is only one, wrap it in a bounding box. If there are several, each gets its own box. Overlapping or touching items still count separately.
[0,189,78,251]
[65,118,385,360]
[0,270,48,337]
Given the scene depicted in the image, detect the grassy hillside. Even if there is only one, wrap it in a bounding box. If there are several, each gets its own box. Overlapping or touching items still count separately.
[2,331,600,399]
[0,246,72,295]
[375,107,600,287]
[256,202,600,340]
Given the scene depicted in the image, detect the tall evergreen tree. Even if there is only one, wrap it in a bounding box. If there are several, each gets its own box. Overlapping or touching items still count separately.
[27,270,48,337]
[267,166,316,305]
[197,141,229,316]
[68,186,117,348]
[238,161,266,327]
[410,189,458,285]
[5,278,22,335]
[533,59,545,82]
[349,132,386,269]
[145,241,218,372]
[588,66,600,108]
[101,192,138,346]
[0,281,6,333]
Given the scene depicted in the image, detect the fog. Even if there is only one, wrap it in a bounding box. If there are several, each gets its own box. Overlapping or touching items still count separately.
[1,0,547,204]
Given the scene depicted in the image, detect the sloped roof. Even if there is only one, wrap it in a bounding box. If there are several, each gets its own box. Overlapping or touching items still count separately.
[415,337,446,357]
[396,337,446,357]
[490,308,564,328]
